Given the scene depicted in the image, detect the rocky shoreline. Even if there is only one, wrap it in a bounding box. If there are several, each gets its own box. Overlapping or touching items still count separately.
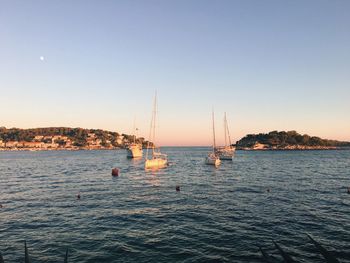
[236,144,348,151]
[0,147,124,151]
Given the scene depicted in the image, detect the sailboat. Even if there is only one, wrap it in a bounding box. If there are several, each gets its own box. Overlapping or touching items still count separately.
[215,112,235,160]
[126,119,143,158]
[205,111,221,166]
[145,93,168,170]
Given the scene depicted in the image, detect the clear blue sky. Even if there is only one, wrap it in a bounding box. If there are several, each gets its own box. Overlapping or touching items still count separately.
[1,0,349,145]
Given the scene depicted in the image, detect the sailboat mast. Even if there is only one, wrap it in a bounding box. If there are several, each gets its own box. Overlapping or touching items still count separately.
[224,112,227,147]
[226,113,232,146]
[152,92,157,153]
[146,93,156,160]
[133,116,136,144]
[212,110,216,150]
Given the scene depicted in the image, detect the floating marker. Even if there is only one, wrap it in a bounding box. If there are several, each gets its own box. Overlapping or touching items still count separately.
[112,168,119,176]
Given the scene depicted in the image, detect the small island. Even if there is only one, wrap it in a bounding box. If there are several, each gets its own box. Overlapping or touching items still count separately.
[0,127,151,151]
[236,130,350,150]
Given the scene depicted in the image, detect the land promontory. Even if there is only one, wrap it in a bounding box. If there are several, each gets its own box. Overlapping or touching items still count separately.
[0,127,150,151]
[236,130,350,150]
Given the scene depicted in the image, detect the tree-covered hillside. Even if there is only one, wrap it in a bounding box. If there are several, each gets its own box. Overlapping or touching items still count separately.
[236,131,350,148]
[0,127,149,148]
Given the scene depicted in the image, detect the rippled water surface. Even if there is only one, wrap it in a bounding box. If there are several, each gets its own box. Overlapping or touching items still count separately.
[0,149,349,262]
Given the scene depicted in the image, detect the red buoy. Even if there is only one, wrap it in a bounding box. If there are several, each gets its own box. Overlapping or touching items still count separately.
[112,168,119,177]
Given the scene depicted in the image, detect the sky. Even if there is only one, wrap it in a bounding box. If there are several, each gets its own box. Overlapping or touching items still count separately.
[1,0,349,146]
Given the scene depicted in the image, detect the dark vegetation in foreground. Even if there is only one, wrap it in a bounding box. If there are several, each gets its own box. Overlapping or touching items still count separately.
[0,235,345,262]
[236,130,350,148]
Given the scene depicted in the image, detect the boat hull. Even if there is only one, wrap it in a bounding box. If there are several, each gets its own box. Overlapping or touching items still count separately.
[126,144,143,158]
[218,155,233,160]
[205,154,221,166]
[215,146,235,160]
[145,158,168,169]
[217,151,234,160]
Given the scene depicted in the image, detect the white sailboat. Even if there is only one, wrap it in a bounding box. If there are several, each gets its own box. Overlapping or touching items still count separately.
[145,93,168,170]
[205,111,221,166]
[126,120,143,158]
[215,112,235,160]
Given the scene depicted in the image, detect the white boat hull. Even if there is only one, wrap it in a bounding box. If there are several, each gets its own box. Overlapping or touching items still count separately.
[127,144,143,158]
[205,154,221,166]
[145,158,168,169]
[215,146,235,160]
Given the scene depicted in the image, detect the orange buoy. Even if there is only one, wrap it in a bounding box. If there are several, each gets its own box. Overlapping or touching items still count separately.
[112,168,119,177]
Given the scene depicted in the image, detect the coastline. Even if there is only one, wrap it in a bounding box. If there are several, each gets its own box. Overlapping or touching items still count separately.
[1,146,350,152]
[237,147,349,151]
[236,145,350,151]
[0,147,124,152]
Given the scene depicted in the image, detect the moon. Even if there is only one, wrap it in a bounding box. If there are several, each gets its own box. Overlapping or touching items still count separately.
[40,56,45,61]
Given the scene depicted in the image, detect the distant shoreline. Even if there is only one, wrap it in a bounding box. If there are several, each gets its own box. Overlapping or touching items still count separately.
[0,148,121,152]
[1,146,350,152]
[236,131,350,151]
[1,128,349,152]
[237,147,350,151]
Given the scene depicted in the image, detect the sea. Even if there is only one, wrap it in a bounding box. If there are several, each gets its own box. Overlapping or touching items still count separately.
[0,148,349,262]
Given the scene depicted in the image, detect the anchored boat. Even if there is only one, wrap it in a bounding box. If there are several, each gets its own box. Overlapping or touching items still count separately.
[126,119,143,158]
[205,111,221,167]
[126,143,143,158]
[145,92,168,170]
[215,112,235,160]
